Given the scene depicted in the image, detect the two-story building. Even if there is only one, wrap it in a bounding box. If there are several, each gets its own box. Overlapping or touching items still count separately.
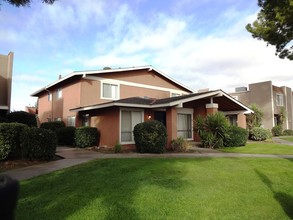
[0,52,13,117]
[32,65,252,148]
[230,81,293,130]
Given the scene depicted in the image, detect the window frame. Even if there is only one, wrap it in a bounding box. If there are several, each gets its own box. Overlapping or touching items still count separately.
[276,93,284,106]
[176,108,193,140]
[120,108,144,144]
[56,88,62,99]
[67,116,76,127]
[101,81,119,100]
[48,92,52,101]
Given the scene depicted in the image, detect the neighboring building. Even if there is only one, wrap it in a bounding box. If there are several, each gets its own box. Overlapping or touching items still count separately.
[230,81,293,130]
[32,65,252,148]
[0,52,13,117]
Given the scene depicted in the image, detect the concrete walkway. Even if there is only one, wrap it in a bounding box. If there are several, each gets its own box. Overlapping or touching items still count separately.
[272,136,293,146]
[2,141,293,181]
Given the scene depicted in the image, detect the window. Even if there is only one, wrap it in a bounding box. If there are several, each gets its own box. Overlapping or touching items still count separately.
[56,88,62,99]
[121,110,143,142]
[102,83,118,99]
[227,115,237,126]
[55,118,62,121]
[68,116,76,127]
[171,93,181,97]
[177,113,192,139]
[276,93,284,106]
[82,114,89,126]
[48,92,52,101]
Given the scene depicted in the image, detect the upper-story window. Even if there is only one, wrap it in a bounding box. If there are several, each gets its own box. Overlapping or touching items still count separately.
[276,93,284,106]
[48,92,52,101]
[102,82,119,99]
[56,88,62,99]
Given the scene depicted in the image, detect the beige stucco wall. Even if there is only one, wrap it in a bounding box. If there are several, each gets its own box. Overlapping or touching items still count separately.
[0,52,13,113]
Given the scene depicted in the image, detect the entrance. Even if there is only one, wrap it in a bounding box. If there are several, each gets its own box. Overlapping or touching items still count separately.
[154,111,166,126]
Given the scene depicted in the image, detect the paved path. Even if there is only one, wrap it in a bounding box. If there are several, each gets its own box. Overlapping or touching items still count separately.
[2,140,293,181]
[272,136,293,146]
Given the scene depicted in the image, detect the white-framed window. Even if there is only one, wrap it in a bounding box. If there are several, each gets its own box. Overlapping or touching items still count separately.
[276,93,284,106]
[102,82,119,100]
[171,93,181,97]
[177,114,192,139]
[55,118,62,121]
[56,88,62,99]
[68,116,76,127]
[48,92,52,101]
[120,109,143,143]
[82,114,90,126]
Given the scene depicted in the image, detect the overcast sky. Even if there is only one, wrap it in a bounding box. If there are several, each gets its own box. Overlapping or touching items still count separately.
[1,0,293,111]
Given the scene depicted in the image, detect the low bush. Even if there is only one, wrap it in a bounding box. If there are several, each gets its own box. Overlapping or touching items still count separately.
[224,126,248,147]
[6,111,37,127]
[133,120,167,153]
[0,123,27,160]
[20,127,57,160]
[114,143,122,153]
[272,126,283,136]
[0,116,7,123]
[171,137,190,152]
[249,127,271,141]
[40,121,65,131]
[283,129,293,136]
[75,127,100,148]
[56,127,76,146]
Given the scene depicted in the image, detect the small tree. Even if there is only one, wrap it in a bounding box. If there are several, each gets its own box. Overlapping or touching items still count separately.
[194,112,230,148]
[246,104,264,131]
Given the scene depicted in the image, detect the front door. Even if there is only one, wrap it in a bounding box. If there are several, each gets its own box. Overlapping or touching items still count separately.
[154,111,166,126]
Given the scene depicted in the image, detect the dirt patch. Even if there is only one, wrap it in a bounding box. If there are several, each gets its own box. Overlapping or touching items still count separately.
[0,155,63,172]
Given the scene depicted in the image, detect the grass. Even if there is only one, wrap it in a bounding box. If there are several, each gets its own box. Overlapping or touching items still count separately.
[220,142,293,154]
[281,136,293,142]
[16,158,293,220]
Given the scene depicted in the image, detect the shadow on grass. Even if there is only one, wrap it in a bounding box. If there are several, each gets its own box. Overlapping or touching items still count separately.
[16,158,198,220]
[255,169,293,219]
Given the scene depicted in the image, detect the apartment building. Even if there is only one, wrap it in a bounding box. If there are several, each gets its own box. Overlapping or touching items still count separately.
[32,66,252,148]
[0,52,14,117]
[230,81,293,130]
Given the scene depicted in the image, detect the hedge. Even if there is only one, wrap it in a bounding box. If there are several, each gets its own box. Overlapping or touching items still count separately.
[224,126,248,147]
[75,127,100,148]
[56,127,76,146]
[40,121,65,131]
[133,120,167,153]
[0,123,27,160]
[6,111,37,127]
[20,128,57,160]
[249,127,271,141]
[272,126,283,136]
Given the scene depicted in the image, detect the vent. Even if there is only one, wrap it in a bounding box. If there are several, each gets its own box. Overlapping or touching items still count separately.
[235,87,247,92]
[103,67,111,70]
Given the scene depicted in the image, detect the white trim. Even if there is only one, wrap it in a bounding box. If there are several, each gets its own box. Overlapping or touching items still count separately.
[85,75,189,96]
[223,110,247,115]
[120,108,144,144]
[0,106,9,110]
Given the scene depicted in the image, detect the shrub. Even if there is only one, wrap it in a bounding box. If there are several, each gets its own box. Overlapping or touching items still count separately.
[0,123,27,160]
[249,127,271,141]
[171,137,190,152]
[224,126,248,147]
[56,127,76,146]
[272,126,283,136]
[0,115,7,123]
[40,121,65,131]
[6,111,37,127]
[133,120,167,153]
[75,127,100,148]
[194,112,229,148]
[20,127,57,160]
[114,143,122,153]
[283,129,293,136]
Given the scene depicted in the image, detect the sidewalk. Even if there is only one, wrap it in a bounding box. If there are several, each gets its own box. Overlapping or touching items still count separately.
[2,145,293,181]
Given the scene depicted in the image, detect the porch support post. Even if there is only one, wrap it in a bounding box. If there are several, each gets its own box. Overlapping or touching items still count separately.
[206,103,218,115]
[166,107,177,149]
[237,112,247,129]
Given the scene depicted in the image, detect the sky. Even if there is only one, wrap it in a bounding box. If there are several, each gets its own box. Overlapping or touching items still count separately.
[1,0,293,111]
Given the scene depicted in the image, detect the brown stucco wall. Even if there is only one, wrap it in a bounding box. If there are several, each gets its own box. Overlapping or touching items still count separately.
[90,107,120,147]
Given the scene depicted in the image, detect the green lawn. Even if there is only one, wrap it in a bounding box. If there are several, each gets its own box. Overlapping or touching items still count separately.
[17,158,293,220]
[220,142,293,154]
[281,136,293,142]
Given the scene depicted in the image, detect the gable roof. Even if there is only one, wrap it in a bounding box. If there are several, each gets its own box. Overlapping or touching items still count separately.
[71,90,253,113]
[31,65,194,96]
